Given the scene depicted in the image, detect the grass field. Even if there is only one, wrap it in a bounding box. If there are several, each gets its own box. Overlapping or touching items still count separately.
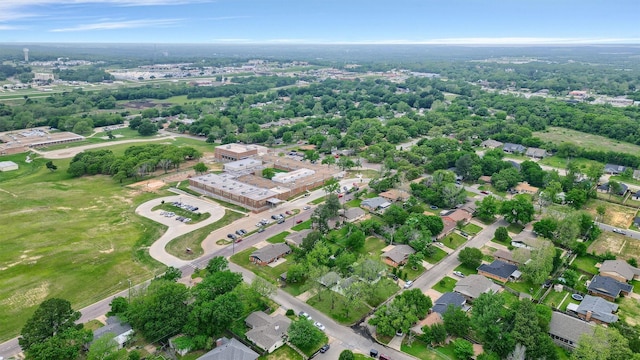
[462,223,482,235]
[307,289,371,325]
[588,231,640,263]
[165,210,244,260]
[534,127,640,156]
[442,233,467,250]
[266,231,291,244]
[292,219,312,231]
[424,246,448,263]
[571,255,600,276]
[432,276,457,293]
[259,345,303,360]
[584,199,637,228]
[0,153,168,341]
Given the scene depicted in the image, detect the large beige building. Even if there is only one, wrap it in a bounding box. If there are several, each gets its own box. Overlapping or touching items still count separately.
[214,144,261,162]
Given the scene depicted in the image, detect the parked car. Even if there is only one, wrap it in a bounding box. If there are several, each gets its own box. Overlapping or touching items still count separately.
[257,227,265,233]
[235,229,244,236]
[403,280,414,289]
[613,228,626,235]
[320,344,330,353]
[379,354,391,360]
[277,218,285,224]
[234,238,242,243]
[286,210,293,215]
[298,311,312,320]
[271,215,280,220]
[314,321,326,331]
[388,274,399,281]
[227,234,237,240]
[370,349,379,358]
[303,206,311,210]
[296,219,303,224]
[480,190,489,195]
[453,271,465,278]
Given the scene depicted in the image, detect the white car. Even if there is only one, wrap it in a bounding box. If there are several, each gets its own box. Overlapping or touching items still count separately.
[299,311,312,320]
[403,280,414,289]
[303,206,311,210]
[314,321,326,331]
[613,228,626,235]
[453,271,465,278]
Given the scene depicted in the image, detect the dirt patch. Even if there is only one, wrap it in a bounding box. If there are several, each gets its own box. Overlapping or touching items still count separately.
[588,232,640,261]
[585,200,637,228]
[0,282,50,311]
[129,179,166,192]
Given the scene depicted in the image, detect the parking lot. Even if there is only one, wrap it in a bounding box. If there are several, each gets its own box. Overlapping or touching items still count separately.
[136,195,225,228]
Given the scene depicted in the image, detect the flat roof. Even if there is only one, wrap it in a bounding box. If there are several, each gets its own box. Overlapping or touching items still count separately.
[190,173,278,201]
[272,168,315,183]
[0,161,18,168]
[224,158,263,169]
[216,143,260,154]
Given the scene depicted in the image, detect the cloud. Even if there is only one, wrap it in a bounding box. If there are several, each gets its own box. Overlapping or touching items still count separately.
[211,38,252,43]
[50,18,181,32]
[365,37,640,45]
[0,24,23,30]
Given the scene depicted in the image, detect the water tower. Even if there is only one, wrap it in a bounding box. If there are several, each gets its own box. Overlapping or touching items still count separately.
[23,48,29,62]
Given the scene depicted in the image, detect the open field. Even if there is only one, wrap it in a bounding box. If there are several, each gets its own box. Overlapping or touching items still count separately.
[0,152,167,341]
[584,199,637,228]
[534,126,640,155]
[588,231,640,262]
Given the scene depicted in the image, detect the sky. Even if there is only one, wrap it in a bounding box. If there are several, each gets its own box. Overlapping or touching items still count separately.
[0,0,639,44]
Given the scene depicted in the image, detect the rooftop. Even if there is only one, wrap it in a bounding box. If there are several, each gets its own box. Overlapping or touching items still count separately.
[190,173,279,201]
[478,260,518,280]
[574,295,619,323]
[588,275,633,298]
[548,312,594,345]
[382,244,416,264]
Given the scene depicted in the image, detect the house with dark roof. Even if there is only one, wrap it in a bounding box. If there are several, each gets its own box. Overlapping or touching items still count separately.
[596,182,628,195]
[508,160,521,170]
[477,260,520,283]
[503,143,526,154]
[587,275,633,301]
[599,260,640,282]
[481,139,504,149]
[197,337,259,360]
[92,316,134,350]
[453,274,502,302]
[245,311,291,353]
[382,244,415,267]
[361,197,392,212]
[340,207,366,222]
[634,217,640,228]
[525,147,548,159]
[432,292,467,315]
[548,312,594,350]
[604,164,627,175]
[250,243,291,265]
[633,191,640,201]
[567,295,619,324]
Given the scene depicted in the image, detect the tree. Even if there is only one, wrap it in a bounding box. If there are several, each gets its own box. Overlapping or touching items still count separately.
[407,253,424,270]
[323,177,340,194]
[19,298,82,352]
[519,240,555,285]
[205,256,228,274]
[533,218,558,239]
[193,162,208,174]
[458,247,483,269]
[288,318,324,351]
[609,180,623,198]
[87,333,128,360]
[25,327,92,360]
[511,300,557,360]
[321,156,336,168]
[443,305,471,337]
[126,280,189,342]
[157,266,181,282]
[339,350,355,360]
[45,160,58,171]
[572,326,633,360]
[137,120,158,136]
[491,167,521,191]
[251,276,276,299]
[346,229,365,251]
[338,156,356,171]
[430,323,447,345]
[500,195,535,224]
[566,188,588,209]
[476,196,499,222]
[596,205,607,222]
[304,150,320,162]
[383,204,409,226]
[107,297,129,318]
[454,339,475,360]
[262,167,276,179]
[495,226,509,242]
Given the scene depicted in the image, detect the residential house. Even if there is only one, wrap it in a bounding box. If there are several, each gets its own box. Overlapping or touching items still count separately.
[478,175,492,184]
[587,275,633,301]
[596,182,628,195]
[503,143,526,154]
[604,164,627,175]
[453,274,502,302]
[634,217,640,228]
[548,312,595,351]
[340,207,366,223]
[361,197,392,212]
[477,260,520,283]
[599,260,640,283]
[567,295,619,324]
[318,271,341,287]
[481,139,504,149]
[437,218,457,240]
[197,337,259,360]
[432,292,467,316]
[634,170,640,181]
[514,182,540,195]
[442,209,473,225]
[493,248,530,266]
[525,147,548,159]
[245,311,291,353]
[92,316,134,350]
[285,229,313,247]
[508,160,521,170]
[250,243,292,265]
[382,244,416,267]
[379,189,410,203]
[633,191,640,201]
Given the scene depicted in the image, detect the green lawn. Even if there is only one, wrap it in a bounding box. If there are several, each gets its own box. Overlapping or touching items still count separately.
[344,198,362,208]
[404,264,426,281]
[0,153,168,341]
[165,210,244,260]
[462,223,482,235]
[506,279,539,298]
[358,236,387,258]
[307,289,371,325]
[432,276,457,293]
[534,127,640,157]
[366,278,400,307]
[292,219,312,231]
[309,196,326,205]
[506,223,524,234]
[543,290,571,309]
[259,345,303,360]
[538,155,602,170]
[572,255,600,275]
[424,246,448,263]
[442,233,467,250]
[401,340,445,359]
[230,247,292,283]
[266,231,291,244]
[454,264,478,276]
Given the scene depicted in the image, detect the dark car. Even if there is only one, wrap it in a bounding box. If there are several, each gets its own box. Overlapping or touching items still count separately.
[370,349,379,358]
[320,344,330,353]
[271,215,279,220]
[257,227,265,233]
[235,229,244,236]
[277,218,285,224]
[227,234,237,240]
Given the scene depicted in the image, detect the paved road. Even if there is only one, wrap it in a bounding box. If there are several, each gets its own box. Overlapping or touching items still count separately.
[596,222,640,240]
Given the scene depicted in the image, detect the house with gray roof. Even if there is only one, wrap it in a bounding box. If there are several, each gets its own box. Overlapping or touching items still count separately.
[361,197,392,212]
[480,139,503,149]
[599,260,640,282]
[525,147,548,159]
[453,274,501,302]
[587,275,633,301]
[340,207,366,222]
[285,229,313,247]
[604,163,627,175]
[382,244,415,267]
[503,143,526,154]
[548,312,594,350]
[197,337,258,360]
[477,260,520,283]
[318,271,341,287]
[432,292,467,315]
[92,316,134,349]
[596,182,628,195]
[567,295,619,324]
[250,243,291,265]
[245,311,291,353]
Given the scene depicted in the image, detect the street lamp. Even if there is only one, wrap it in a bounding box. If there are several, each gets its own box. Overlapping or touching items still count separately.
[127,279,132,303]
